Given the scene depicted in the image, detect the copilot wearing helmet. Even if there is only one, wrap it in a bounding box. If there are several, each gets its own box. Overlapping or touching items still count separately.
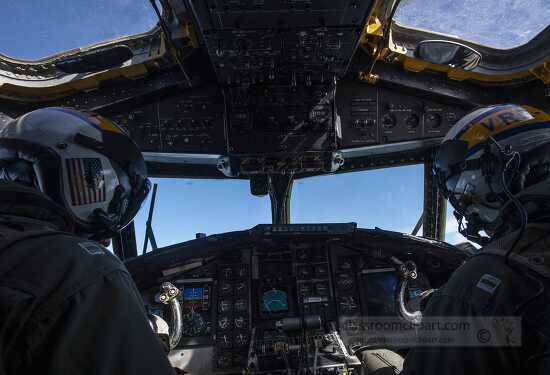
[402,104,550,374]
[0,108,175,374]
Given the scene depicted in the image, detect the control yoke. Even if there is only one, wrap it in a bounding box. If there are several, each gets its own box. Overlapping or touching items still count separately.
[391,257,434,325]
[158,282,183,350]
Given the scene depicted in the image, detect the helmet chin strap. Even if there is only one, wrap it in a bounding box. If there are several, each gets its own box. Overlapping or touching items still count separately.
[454,210,490,246]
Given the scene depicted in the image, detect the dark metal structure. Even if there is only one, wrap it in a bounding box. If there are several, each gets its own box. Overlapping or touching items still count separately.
[1,0,548,258]
[423,149,447,240]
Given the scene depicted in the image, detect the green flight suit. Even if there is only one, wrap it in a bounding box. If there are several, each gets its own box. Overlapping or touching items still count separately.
[0,183,174,375]
[403,224,550,374]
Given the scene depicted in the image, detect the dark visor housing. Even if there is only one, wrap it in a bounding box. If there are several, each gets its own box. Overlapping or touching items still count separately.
[434,139,469,196]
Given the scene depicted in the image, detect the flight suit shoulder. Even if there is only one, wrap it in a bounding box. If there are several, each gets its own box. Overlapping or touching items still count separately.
[0,232,134,371]
[0,232,127,300]
[429,254,532,316]
[417,252,550,374]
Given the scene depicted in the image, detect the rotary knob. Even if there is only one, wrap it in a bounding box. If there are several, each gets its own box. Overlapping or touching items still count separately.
[425,113,442,128]
[405,114,420,129]
[382,114,396,129]
[234,315,247,329]
[218,316,232,331]
[235,333,248,347]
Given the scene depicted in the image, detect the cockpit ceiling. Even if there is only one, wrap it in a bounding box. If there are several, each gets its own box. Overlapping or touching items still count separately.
[0,0,548,179]
[185,0,374,85]
[1,0,548,95]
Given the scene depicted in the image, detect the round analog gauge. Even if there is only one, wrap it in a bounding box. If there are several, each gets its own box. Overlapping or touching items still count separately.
[234,315,247,329]
[219,300,233,313]
[382,114,396,129]
[405,114,420,129]
[235,332,248,347]
[337,275,354,290]
[220,282,233,295]
[181,311,206,336]
[234,299,247,312]
[235,281,247,295]
[425,112,442,128]
[218,315,233,331]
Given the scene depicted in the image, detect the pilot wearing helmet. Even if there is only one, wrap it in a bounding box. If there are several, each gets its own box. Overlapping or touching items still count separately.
[0,108,174,374]
[400,104,550,374]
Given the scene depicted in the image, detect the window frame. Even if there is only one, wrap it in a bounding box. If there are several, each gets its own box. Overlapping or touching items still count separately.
[0,2,163,62]
[391,21,550,77]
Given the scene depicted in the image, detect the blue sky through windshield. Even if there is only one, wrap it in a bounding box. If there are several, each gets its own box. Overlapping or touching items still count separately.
[0,0,157,60]
[134,166,465,251]
[2,1,466,250]
[395,0,550,50]
[291,167,424,232]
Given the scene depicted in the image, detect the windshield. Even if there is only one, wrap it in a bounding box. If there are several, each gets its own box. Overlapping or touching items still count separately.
[291,166,423,232]
[133,165,469,251]
[394,0,550,50]
[0,0,158,60]
[134,178,272,251]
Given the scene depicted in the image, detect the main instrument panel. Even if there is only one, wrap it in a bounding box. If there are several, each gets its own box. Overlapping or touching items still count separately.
[129,224,466,374]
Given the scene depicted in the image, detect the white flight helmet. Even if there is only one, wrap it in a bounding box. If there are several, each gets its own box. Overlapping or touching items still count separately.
[0,107,151,239]
[434,104,550,244]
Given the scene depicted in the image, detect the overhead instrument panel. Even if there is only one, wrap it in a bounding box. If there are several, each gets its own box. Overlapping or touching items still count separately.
[186,0,374,85]
[227,83,336,154]
[378,90,465,144]
[110,86,226,154]
[337,81,468,148]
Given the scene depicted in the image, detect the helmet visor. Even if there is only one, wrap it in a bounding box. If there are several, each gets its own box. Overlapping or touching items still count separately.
[435,139,469,193]
[436,140,469,173]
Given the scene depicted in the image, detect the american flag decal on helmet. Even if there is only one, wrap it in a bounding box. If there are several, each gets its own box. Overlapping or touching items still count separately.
[66,158,106,206]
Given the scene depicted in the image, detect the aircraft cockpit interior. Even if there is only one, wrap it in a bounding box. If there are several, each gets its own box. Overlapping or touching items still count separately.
[1,1,549,374]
